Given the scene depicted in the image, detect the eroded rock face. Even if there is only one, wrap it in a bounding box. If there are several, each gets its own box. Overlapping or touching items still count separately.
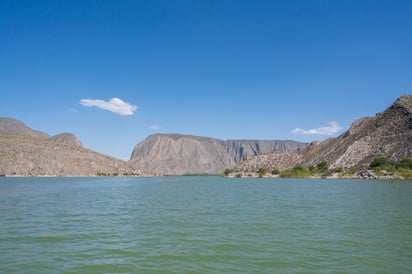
[129,134,308,175]
[232,95,412,174]
[129,134,233,175]
[224,140,307,163]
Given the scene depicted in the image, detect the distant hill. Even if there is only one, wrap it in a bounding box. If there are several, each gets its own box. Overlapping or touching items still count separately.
[0,134,145,176]
[129,134,308,175]
[0,118,49,138]
[232,94,412,175]
[50,133,83,147]
[0,118,146,176]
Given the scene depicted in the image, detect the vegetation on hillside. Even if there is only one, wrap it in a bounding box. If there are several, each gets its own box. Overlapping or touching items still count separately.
[223,157,412,179]
[369,156,412,178]
[279,161,338,178]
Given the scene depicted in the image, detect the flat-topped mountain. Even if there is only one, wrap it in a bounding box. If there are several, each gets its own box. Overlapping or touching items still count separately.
[232,94,412,175]
[129,134,308,175]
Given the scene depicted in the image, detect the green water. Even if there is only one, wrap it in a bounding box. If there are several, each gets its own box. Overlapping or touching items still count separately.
[1,177,411,273]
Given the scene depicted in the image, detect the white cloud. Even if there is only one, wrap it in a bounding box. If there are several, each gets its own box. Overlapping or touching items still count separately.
[292,122,343,136]
[149,124,161,130]
[80,97,137,116]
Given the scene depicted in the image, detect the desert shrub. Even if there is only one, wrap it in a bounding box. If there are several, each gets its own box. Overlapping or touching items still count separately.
[370,156,393,168]
[223,168,232,176]
[316,161,328,171]
[398,168,412,179]
[271,169,280,175]
[280,165,310,178]
[258,167,267,178]
[398,158,412,169]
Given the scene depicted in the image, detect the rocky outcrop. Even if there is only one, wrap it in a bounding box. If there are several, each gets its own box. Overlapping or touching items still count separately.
[129,134,308,175]
[50,133,83,147]
[232,95,412,174]
[356,170,377,179]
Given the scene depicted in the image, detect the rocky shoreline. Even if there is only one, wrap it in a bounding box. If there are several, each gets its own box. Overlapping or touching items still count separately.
[224,170,407,180]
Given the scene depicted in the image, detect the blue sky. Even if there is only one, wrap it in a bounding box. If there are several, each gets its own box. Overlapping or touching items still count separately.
[1,0,411,160]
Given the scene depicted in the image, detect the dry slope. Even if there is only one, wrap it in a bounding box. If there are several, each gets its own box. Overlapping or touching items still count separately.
[0,134,142,176]
[233,94,412,174]
[0,118,146,176]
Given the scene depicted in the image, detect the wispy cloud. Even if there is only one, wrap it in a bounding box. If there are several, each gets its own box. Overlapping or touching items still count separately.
[80,97,137,116]
[292,122,343,136]
[149,124,161,130]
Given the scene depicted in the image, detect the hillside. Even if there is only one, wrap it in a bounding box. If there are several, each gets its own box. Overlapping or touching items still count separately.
[0,118,146,176]
[0,118,49,138]
[50,133,83,147]
[0,134,144,176]
[232,95,412,175]
[129,134,307,175]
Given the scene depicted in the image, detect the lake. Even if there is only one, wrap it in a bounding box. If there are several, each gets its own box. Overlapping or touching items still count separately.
[1,176,411,273]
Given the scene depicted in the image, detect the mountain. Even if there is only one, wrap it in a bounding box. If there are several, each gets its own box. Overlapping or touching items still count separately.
[0,118,83,147]
[225,139,308,162]
[129,134,308,175]
[232,95,412,174]
[0,134,144,176]
[0,118,146,176]
[0,118,49,138]
[50,133,83,147]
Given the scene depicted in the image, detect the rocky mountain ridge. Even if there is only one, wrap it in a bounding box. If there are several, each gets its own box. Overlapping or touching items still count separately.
[129,134,308,175]
[1,94,410,177]
[232,94,412,176]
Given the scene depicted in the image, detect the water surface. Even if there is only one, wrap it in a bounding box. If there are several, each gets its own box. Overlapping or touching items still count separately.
[1,177,411,273]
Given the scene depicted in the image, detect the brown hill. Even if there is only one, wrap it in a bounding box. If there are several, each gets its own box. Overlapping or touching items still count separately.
[0,117,49,138]
[233,95,412,174]
[0,134,144,176]
[0,118,148,176]
[50,133,83,147]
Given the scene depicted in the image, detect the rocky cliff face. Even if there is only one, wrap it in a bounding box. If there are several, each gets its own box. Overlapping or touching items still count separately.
[129,134,308,175]
[225,139,307,162]
[233,95,412,174]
